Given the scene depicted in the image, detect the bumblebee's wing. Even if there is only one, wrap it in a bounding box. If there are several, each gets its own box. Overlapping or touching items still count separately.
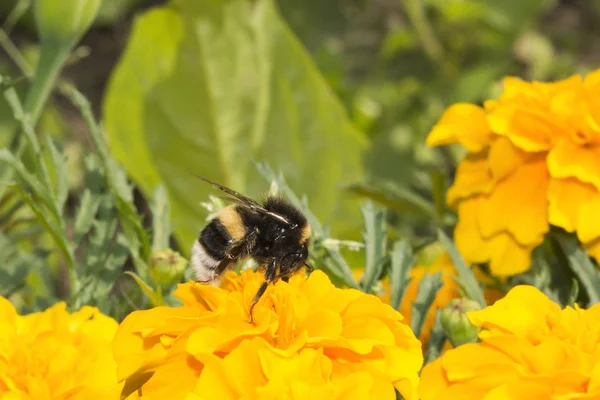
[192,174,290,225]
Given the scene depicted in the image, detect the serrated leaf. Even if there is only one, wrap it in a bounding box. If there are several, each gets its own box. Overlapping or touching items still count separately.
[0,149,59,220]
[389,240,414,310]
[424,309,446,364]
[73,189,103,246]
[103,0,366,252]
[555,232,600,305]
[151,184,171,252]
[0,233,42,295]
[360,200,387,293]
[68,87,151,264]
[437,228,486,307]
[410,271,443,338]
[44,135,69,214]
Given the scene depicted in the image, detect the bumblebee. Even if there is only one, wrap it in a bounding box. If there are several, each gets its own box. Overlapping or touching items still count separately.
[191,176,312,322]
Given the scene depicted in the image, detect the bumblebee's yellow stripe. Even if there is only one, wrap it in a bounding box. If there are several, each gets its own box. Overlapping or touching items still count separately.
[300,224,311,244]
[217,206,246,241]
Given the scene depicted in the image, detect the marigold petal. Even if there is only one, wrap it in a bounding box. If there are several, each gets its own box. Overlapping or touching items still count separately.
[487,137,530,182]
[548,178,588,232]
[300,309,343,340]
[447,151,494,206]
[576,189,600,243]
[467,285,559,336]
[426,104,493,152]
[454,196,491,264]
[548,138,600,191]
[483,382,552,400]
[485,232,533,277]
[138,354,202,399]
[477,156,549,246]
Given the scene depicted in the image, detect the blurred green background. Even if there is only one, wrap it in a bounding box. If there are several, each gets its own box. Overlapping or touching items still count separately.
[1,0,600,317]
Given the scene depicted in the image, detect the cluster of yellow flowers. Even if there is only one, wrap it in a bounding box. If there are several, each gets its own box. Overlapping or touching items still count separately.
[420,285,600,399]
[114,269,422,399]
[3,267,600,399]
[0,297,120,399]
[6,71,600,399]
[427,70,600,276]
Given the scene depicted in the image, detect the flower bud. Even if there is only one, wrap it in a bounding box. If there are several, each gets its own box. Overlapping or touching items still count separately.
[440,298,481,347]
[149,249,187,288]
[34,0,102,44]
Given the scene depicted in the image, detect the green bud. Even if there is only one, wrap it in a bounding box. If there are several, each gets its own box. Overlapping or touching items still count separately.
[149,249,187,288]
[440,298,481,347]
[34,0,102,44]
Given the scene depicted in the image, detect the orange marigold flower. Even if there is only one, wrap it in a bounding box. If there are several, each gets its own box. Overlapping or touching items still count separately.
[428,69,600,275]
[420,284,600,399]
[355,251,504,347]
[113,269,423,400]
[0,297,121,399]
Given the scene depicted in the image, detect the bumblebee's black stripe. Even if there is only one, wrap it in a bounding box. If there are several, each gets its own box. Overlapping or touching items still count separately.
[199,219,230,260]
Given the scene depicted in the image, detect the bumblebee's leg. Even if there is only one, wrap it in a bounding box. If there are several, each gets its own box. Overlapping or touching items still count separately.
[249,258,277,324]
[305,263,314,274]
[224,227,259,260]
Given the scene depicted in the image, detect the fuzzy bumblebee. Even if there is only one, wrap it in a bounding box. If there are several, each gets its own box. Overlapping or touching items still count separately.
[191,176,312,322]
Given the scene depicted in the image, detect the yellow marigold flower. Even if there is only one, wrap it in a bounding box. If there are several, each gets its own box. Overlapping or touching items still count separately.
[419,285,600,400]
[428,69,600,275]
[113,269,422,400]
[0,297,120,399]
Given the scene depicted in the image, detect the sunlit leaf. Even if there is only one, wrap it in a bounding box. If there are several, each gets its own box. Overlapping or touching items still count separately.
[103,0,366,253]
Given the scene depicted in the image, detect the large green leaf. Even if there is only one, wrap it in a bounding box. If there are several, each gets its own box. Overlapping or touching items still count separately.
[103,0,366,253]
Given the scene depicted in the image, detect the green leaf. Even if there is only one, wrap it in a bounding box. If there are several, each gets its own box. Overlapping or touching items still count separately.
[44,135,69,214]
[360,200,387,293]
[151,184,171,252]
[437,228,486,307]
[389,240,414,310]
[410,271,443,338]
[124,271,164,307]
[0,149,59,221]
[424,309,446,365]
[0,233,42,295]
[481,0,554,34]
[68,87,151,266]
[567,278,579,307]
[103,0,366,252]
[555,232,600,305]
[73,189,103,246]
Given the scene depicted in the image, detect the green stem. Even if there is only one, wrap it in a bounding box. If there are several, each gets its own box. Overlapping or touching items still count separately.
[23,39,73,125]
[0,29,33,77]
[404,0,444,63]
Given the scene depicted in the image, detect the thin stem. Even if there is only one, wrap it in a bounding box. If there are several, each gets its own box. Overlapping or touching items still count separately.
[3,0,31,34]
[403,0,444,63]
[23,39,74,126]
[0,29,33,77]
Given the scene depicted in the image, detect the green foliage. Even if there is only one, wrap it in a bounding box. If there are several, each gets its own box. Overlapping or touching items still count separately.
[0,80,173,314]
[438,229,486,307]
[103,0,367,254]
[554,231,600,306]
[410,272,443,338]
[389,240,414,311]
